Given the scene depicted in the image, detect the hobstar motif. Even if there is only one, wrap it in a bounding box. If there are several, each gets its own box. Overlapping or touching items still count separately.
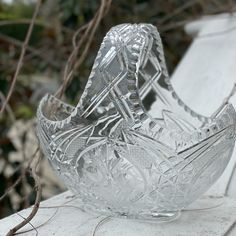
[37,23,236,221]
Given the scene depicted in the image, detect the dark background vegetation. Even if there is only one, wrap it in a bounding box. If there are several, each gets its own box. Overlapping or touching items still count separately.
[0,0,235,219]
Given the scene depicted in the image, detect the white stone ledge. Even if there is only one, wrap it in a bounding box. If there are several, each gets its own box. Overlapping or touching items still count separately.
[185,13,236,37]
[1,191,236,236]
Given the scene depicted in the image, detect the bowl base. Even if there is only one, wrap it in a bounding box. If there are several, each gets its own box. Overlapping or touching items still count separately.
[74,198,181,222]
[114,210,181,223]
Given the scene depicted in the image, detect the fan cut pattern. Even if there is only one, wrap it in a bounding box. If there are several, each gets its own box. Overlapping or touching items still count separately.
[37,24,236,221]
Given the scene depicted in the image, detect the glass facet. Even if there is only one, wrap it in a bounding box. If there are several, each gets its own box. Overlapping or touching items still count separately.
[37,24,236,221]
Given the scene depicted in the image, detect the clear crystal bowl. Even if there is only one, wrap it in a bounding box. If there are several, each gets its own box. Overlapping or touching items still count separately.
[37,24,236,222]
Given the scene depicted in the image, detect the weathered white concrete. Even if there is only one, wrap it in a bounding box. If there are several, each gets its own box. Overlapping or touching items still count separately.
[173,13,236,118]
[173,13,236,198]
[1,191,236,236]
[1,13,236,236]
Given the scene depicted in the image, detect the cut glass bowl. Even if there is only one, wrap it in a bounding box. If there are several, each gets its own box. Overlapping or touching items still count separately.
[37,24,236,222]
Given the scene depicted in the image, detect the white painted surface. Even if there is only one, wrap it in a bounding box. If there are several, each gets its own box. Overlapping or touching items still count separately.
[2,13,236,235]
[172,13,236,198]
[1,191,236,236]
[173,13,236,118]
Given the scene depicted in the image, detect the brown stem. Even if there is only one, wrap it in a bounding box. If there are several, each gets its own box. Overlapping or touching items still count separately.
[0,0,42,114]
[6,151,42,236]
[55,0,112,98]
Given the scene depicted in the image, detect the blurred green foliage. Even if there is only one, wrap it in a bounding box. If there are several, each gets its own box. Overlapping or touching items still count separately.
[0,0,34,19]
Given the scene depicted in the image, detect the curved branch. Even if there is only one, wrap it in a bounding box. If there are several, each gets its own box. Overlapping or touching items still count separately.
[6,151,42,236]
[0,0,42,114]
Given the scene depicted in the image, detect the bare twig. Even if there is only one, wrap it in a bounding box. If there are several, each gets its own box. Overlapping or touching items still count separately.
[0,33,61,69]
[0,19,73,34]
[1,1,112,234]
[6,151,42,236]
[14,196,92,235]
[0,91,15,123]
[0,147,39,202]
[223,219,236,236]
[92,216,111,236]
[15,213,38,236]
[55,24,89,97]
[21,135,30,208]
[72,23,90,48]
[158,0,202,25]
[15,208,58,235]
[0,0,42,114]
[0,176,23,202]
[161,3,236,33]
[55,0,112,98]
[74,0,112,70]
